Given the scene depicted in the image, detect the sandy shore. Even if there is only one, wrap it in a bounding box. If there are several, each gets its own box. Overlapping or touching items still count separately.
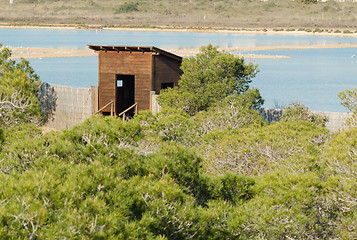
[2,24,357,38]
[8,47,97,59]
[7,47,290,59]
[6,42,357,60]
[3,24,357,60]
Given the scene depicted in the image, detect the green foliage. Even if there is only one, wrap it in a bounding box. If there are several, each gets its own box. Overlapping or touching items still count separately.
[281,102,328,127]
[0,128,4,151]
[208,173,256,204]
[244,171,343,239]
[321,126,357,178]
[338,88,357,126]
[114,2,139,14]
[0,43,43,126]
[0,115,264,239]
[195,90,264,135]
[299,0,317,4]
[1,90,357,238]
[338,88,357,112]
[154,108,199,146]
[158,44,261,116]
[197,120,330,175]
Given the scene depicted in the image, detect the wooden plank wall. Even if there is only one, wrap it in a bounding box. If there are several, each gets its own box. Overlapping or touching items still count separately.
[98,51,152,113]
[153,55,182,94]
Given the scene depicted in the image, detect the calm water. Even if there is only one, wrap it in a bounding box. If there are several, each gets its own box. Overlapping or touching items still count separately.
[3,28,357,49]
[247,48,357,112]
[2,28,357,112]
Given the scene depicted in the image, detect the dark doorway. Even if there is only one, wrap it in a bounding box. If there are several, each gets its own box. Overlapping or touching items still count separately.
[116,74,135,116]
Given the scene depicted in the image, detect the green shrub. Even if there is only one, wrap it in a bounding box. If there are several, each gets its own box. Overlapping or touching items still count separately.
[321,127,357,178]
[2,84,357,238]
[237,171,341,239]
[299,0,317,4]
[0,128,4,153]
[197,121,330,175]
[0,44,43,126]
[154,108,199,146]
[208,173,256,204]
[158,45,260,116]
[195,91,264,135]
[281,102,328,127]
[114,2,139,14]
[338,88,357,127]
[0,124,43,174]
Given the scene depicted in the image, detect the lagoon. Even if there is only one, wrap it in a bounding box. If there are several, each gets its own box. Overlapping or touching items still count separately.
[1,28,357,112]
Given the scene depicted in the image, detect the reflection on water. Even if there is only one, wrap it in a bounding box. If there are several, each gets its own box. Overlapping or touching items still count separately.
[3,28,357,112]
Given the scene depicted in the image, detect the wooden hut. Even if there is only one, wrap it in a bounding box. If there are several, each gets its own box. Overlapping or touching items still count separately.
[88,45,182,116]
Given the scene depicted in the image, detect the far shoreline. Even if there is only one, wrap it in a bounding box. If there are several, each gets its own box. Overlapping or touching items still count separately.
[1,23,357,39]
[3,23,357,60]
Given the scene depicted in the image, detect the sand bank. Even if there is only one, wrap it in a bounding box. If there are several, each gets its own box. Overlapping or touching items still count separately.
[8,47,96,59]
[6,42,357,60]
[7,47,291,60]
[1,24,357,38]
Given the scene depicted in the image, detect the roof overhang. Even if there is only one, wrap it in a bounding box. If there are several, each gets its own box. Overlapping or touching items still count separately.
[88,45,182,62]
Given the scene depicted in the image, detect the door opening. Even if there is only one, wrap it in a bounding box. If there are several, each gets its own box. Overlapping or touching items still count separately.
[116,74,135,116]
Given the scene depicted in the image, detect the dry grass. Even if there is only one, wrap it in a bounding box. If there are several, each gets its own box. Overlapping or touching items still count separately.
[1,0,357,30]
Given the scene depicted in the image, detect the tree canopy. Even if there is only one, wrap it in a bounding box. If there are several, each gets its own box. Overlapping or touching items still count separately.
[0,44,43,127]
[158,45,263,115]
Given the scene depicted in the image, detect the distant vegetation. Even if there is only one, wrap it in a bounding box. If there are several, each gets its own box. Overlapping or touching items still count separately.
[299,0,318,4]
[114,2,139,14]
[2,0,357,30]
[1,45,357,238]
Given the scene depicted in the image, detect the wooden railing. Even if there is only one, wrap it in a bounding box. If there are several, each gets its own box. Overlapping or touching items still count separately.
[118,102,138,120]
[94,100,114,116]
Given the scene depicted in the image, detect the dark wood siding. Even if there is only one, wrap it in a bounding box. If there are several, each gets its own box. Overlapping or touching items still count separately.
[98,51,153,113]
[98,72,116,112]
[153,54,182,94]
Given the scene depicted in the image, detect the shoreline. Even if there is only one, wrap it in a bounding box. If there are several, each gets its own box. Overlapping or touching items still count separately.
[1,23,357,39]
[7,43,357,60]
[7,47,291,60]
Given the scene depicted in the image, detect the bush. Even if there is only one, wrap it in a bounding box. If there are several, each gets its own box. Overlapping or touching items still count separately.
[195,90,264,135]
[0,44,43,126]
[114,2,139,14]
[338,88,357,127]
[0,128,4,151]
[299,0,317,4]
[158,45,261,116]
[154,108,199,146]
[281,102,328,127]
[197,120,330,175]
[321,127,357,178]
[2,88,357,238]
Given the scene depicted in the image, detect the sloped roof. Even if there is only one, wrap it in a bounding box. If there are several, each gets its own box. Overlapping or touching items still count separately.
[88,45,182,62]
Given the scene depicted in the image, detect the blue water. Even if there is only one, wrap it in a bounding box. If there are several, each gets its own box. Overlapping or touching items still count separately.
[29,57,98,88]
[2,28,357,112]
[246,48,357,112]
[2,28,357,49]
